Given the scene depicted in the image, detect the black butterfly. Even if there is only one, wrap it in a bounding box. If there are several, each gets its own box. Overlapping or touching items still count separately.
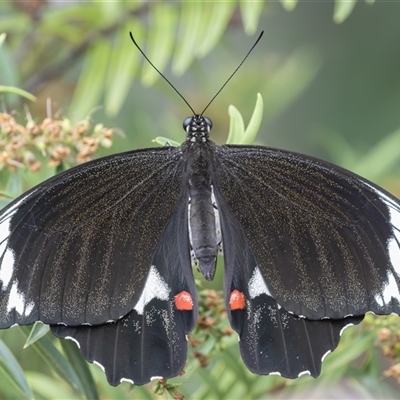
[1,34,400,387]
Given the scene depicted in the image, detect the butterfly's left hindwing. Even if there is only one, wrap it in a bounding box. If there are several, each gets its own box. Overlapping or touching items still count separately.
[0,147,185,328]
[51,196,196,386]
[213,145,400,320]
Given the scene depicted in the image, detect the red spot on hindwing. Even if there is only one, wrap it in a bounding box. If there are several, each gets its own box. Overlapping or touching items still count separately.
[174,291,194,310]
[229,290,246,310]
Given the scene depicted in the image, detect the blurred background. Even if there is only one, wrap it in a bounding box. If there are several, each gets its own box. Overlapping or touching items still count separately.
[1,1,400,399]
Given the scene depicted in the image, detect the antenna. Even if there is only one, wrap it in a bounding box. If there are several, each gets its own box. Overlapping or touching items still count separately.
[200,31,264,116]
[129,31,264,116]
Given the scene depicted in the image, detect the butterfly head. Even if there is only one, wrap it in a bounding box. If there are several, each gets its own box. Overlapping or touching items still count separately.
[183,115,213,143]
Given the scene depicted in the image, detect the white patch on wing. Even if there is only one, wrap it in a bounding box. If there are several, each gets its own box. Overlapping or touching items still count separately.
[269,372,281,376]
[321,350,331,362]
[363,181,400,239]
[0,216,14,290]
[93,360,105,372]
[298,370,311,377]
[120,378,134,384]
[7,281,25,314]
[24,301,34,317]
[363,183,400,306]
[0,191,38,290]
[0,248,15,289]
[7,281,35,316]
[388,236,400,276]
[150,376,163,381]
[133,266,170,315]
[248,267,272,299]
[375,269,400,307]
[339,322,354,336]
[65,336,81,349]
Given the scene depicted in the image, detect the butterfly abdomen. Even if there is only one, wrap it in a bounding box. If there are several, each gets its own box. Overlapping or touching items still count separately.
[189,183,218,281]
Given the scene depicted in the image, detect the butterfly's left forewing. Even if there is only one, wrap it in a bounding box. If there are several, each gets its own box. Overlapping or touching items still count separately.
[51,195,196,386]
[0,146,186,328]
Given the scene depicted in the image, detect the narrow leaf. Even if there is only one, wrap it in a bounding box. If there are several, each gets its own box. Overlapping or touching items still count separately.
[353,127,400,181]
[173,1,203,75]
[24,322,49,348]
[334,0,358,23]
[20,327,84,397]
[227,94,263,145]
[196,2,235,57]
[61,340,99,400]
[153,137,180,147]
[226,105,245,145]
[0,33,6,47]
[239,0,264,35]
[104,22,144,117]
[0,339,34,400]
[280,0,298,11]
[26,372,77,399]
[69,38,111,120]
[241,93,264,144]
[142,4,178,85]
[0,86,36,102]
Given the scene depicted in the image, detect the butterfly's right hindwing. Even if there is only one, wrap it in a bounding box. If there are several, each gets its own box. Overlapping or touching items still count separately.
[214,187,364,378]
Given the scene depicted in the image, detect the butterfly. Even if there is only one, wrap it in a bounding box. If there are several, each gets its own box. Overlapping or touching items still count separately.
[1,32,400,387]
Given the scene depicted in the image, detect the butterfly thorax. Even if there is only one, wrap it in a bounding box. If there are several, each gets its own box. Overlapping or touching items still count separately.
[183,115,218,281]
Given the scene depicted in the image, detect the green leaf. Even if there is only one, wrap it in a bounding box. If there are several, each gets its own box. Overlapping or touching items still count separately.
[142,4,178,85]
[263,46,321,122]
[0,339,34,399]
[334,0,358,23]
[321,329,375,376]
[26,372,77,399]
[69,37,111,120]
[196,2,235,57]
[312,126,361,168]
[239,0,264,35]
[104,22,144,117]
[0,33,6,47]
[280,0,298,11]
[6,173,23,197]
[0,85,36,102]
[0,34,21,105]
[61,340,99,400]
[227,105,245,145]
[226,94,263,144]
[352,127,400,181]
[24,323,49,348]
[173,1,204,75]
[241,93,264,144]
[21,327,85,397]
[153,137,180,147]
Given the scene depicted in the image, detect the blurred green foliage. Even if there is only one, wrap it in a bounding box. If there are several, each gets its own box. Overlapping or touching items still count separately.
[1,1,400,399]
